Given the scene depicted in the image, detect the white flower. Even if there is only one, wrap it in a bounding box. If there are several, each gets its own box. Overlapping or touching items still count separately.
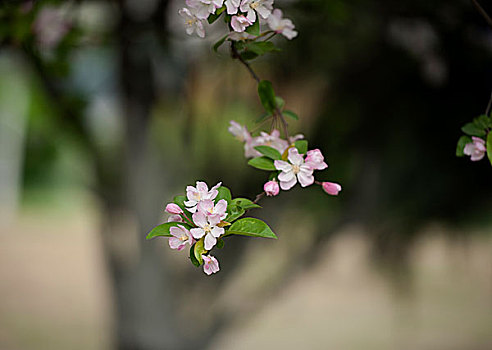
[225,0,241,14]
[168,225,194,251]
[464,136,487,161]
[228,120,251,142]
[274,148,314,190]
[184,181,222,213]
[186,0,223,20]
[267,9,298,40]
[179,8,206,38]
[197,199,228,221]
[191,212,225,250]
[239,0,274,22]
[202,255,220,275]
[256,129,290,154]
[231,15,253,32]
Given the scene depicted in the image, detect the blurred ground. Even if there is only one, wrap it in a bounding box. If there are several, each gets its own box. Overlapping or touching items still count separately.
[1,197,491,350]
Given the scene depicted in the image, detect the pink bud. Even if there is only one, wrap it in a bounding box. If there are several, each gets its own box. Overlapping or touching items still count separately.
[165,203,183,215]
[322,182,342,196]
[264,180,280,196]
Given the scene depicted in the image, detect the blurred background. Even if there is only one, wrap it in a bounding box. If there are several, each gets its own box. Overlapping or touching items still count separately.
[0,0,492,349]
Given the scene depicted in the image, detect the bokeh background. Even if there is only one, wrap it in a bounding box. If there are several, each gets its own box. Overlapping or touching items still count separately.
[1,0,492,349]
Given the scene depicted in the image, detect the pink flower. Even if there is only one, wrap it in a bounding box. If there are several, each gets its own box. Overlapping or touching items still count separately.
[186,0,222,20]
[305,149,328,170]
[231,15,253,32]
[197,199,228,221]
[179,7,206,38]
[256,130,289,154]
[228,121,251,142]
[225,0,241,14]
[165,203,183,215]
[169,225,194,251]
[167,215,184,223]
[239,0,273,22]
[185,181,222,213]
[190,212,225,250]
[264,180,280,196]
[274,148,314,190]
[202,255,220,275]
[322,182,342,196]
[267,9,298,40]
[464,137,486,161]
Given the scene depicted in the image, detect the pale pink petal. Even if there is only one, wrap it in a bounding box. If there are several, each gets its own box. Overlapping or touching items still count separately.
[208,214,221,226]
[169,226,182,238]
[204,234,217,250]
[280,176,297,190]
[211,226,224,238]
[190,228,205,239]
[288,148,304,165]
[297,171,314,187]
[192,212,207,227]
[169,237,183,250]
[197,199,214,214]
[214,199,228,215]
[274,160,292,172]
[278,170,295,182]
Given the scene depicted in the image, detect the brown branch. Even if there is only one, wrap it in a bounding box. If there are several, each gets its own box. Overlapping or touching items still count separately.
[471,0,492,29]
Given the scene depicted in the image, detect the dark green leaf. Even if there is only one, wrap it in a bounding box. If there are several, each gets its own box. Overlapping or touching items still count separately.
[241,51,259,60]
[248,156,277,171]
[294,140,308,154]
[216,239,225,249]
[208,6,225,24]
[456,135,472,157]
[487,132,492,166]
[225,205,246,223]
[245,41,279,56]
[275,96,285,110]
[245,19,260,36]
[231,198,262,210]
[254,145,282,160]
[226,218,277,239]
[474,115,492,129]
[216,186,232,204]
[283,110,299,120]
[189,244,200,267]
[213,35,228,52]
[258,80,276,114]
[462,122,486,137]
[146,222,192,240]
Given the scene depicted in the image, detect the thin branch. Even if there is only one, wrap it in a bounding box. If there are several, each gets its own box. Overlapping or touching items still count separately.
[485,90,492,116]
[231,42,260,83]
[471,0,492,29]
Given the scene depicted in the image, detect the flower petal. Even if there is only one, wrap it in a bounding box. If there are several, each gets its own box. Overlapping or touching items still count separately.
[190,228,205,239]
[204,233,217,250]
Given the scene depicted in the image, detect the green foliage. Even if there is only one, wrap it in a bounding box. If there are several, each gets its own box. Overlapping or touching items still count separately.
[294,140,308,154]
[189,244,201,267]
[216,239,225,249]
[283,110,299,120]
[254,145,282,160]
[248,156,276,170]
[456,135,472,157]
[245,20,260,36]
[146,222,192,240]
[275,97,285,110]
[194,239,206,265]
[225,205,246,222]
[245,41,279,56]
[226,218,277,239]
[213,35,228,52]
[258,80,277,114]
[462,122,486,137]
[216,186,232,203]
[208,6,226,24]
[230,198,261,210]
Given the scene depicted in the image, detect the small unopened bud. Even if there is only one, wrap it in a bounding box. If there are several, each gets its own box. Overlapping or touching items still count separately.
[264,180,280,196]
[165,203,183,215]
[322,182,342,196]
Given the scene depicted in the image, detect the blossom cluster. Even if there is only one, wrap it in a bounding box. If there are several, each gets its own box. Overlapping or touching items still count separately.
[147,181,277,275]
[456,113,491,166]
[229,120,342,196]
[178,0,297,40]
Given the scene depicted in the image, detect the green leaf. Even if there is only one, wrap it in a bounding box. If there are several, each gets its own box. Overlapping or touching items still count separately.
[241,51,259,60]
[254,145,282,160]
[226,218,277,239]
[213,35,228,52]
[173,195,188,212]
[258,80,277,114]
[248,156,276,171]
[245,41,279,56]
[231,198,262,210]
[189,244,200,267]
[194,239,206,265]
[487,132,492,166]
[216,186,232,203]
[456,135,472,157]
[245,19,260,36]
[474,115,492,129]
[216,239,225,249]
[146,222,192,240]
[208,6,225,24]
[462,122,486,137]
[294,140,308,154]
[275,96,285,110]
[225,205,246,223]
[283,110,299,120]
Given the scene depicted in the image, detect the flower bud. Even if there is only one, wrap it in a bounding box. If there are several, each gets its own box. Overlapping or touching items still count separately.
[165,203,183,215]
[322,182,342,196]
[264,180,280,196]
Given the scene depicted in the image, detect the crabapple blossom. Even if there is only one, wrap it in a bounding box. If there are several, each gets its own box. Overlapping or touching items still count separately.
[229,120,251,142]
[239,0,274,22]
[191,212,225,250]
[197,199,228,220]
[165,203,183,215]
[225,0,241,14]
[464,137,487,161]
[274,148,315,190]
[256,129,289,154]
[202,255,220,275]
[305,149,328,170]
[186,0,223,19]
[185,181,222,213]
[169,225,194,251]
[267,9,298,40]
[322,182,342,196]
[264,180,280,196]
[231,15,253,33]
[167,215,184,223]
[228,32,257,41]
[179,8,206,38]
